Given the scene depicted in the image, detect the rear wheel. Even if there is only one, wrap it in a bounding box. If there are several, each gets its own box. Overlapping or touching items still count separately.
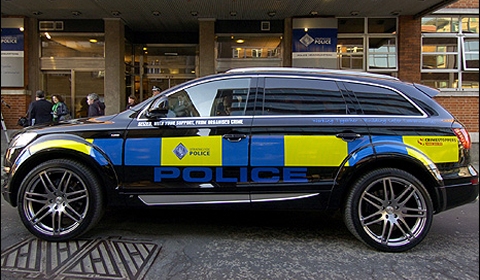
[17,159,104,241]
[344,168,433,252]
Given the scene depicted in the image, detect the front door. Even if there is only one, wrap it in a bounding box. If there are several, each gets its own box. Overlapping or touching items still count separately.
[122,77,256,205]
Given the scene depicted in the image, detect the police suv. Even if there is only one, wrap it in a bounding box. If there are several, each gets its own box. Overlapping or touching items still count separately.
[2,67,478,252]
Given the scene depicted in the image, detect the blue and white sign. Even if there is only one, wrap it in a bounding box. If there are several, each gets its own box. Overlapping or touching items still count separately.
[292,28,337,57]
[292,18,338,68]
[1,28,25,87]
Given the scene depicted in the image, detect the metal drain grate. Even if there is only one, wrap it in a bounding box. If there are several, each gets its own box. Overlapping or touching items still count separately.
[1,237,161,280]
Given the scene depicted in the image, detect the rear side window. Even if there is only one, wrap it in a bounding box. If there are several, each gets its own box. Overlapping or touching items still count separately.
[345,82,423,116]
[262,78,346,115]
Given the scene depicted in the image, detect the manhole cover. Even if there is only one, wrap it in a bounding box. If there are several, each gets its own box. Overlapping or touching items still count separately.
[1,237,161,280]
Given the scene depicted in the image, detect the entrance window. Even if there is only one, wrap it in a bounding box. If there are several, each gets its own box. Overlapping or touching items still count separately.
[44,72,72,116]
[143,44,198,94]
[216,34,283,73]
[41,33,105,58]
[74,71,104,118]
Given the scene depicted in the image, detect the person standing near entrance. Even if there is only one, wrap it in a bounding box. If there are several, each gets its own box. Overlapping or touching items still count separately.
[86,93,106,117]
[27,90,53,126]
[51,94,71,122]
[126,95,137,110]
[152,86,162,96]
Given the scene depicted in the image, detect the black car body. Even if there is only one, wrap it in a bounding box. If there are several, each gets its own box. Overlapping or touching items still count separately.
[2,67,478,252]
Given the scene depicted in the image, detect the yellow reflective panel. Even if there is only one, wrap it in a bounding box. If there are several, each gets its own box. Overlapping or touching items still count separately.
[29,140,91,155]
[284,136,348,167]
[403,136,458,163]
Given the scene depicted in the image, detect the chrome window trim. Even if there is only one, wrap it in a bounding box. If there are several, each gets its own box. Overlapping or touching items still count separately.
[136,72,428,121]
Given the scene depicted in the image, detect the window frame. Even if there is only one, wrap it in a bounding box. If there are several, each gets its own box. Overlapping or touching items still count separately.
[336,17,398,74]
[421,15,479,89]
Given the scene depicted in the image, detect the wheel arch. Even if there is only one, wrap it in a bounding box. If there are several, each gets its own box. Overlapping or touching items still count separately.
[8,135,119,207]
[333,152,444,213]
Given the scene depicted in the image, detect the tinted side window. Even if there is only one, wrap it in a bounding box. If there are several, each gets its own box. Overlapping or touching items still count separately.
[166,78,252,117]
[345,82,423,116]
[263,78,346,115]
[211,88,250,116]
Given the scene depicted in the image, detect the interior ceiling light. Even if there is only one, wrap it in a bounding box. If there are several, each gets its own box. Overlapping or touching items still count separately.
[89,39,98,43]
[230,11,237,17]
[152,11,160,16]
[32,11,42,16]
[44,32,51,39]
[310,11,318,16]
[268,11,276,17]
[236,39,244,44]
[71,11,81,16]
[350,11,359,16]
[111,11,121,17]
[190,11,198,16]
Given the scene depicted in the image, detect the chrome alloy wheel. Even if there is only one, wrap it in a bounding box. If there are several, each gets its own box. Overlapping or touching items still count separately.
[22,168,90,238]
[358,176,428,247]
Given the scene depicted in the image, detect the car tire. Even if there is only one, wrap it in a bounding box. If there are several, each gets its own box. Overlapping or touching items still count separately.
[343,168,433,252]
[17,159,104,241]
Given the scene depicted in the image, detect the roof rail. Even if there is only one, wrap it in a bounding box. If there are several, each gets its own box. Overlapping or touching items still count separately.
[226,67,399,81]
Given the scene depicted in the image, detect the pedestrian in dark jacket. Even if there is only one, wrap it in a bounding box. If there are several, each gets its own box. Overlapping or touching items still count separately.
[51,94,71,122]
[28,90,53,126]
[86,93,106,117]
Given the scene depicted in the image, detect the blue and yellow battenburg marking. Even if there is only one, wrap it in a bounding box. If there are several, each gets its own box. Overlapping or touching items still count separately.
[109,135,459,167]
[26,135,459,169]
[22,134,458,184]
[124,136,248,166]
[27,139,110,166]
[372,135,458,163]
[251,135,364,167]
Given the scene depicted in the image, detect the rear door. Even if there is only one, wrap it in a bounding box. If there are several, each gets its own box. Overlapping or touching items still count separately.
[248,75,371,207]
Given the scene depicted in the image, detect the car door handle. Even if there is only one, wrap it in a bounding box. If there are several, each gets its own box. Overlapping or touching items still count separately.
[335,132,361,142]
[223,134,247,142]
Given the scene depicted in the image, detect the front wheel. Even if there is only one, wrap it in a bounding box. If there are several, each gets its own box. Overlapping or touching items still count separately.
[344,168,433,252]
[17,159,104,241]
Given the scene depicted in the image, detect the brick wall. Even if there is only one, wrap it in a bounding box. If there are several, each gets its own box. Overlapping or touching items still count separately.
[1,94,31,129]
[397,16,421,84]
[448,0,479,8]
[434,96,479,133]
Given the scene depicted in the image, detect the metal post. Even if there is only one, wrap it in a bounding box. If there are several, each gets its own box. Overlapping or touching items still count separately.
[1,99,11,144]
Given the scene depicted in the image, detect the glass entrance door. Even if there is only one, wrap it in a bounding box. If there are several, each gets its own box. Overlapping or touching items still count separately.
[43,71,72,117]
[73,70,104,118]
[43,70,104,119]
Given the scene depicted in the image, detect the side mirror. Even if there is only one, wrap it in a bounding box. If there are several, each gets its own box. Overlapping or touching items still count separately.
[146,108,168,119]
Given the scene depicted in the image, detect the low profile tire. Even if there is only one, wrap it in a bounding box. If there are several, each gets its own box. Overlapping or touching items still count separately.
[344,168,433,252]
[17,159,104,241]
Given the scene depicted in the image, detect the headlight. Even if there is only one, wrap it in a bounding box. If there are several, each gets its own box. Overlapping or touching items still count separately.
[10,132,38,149]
